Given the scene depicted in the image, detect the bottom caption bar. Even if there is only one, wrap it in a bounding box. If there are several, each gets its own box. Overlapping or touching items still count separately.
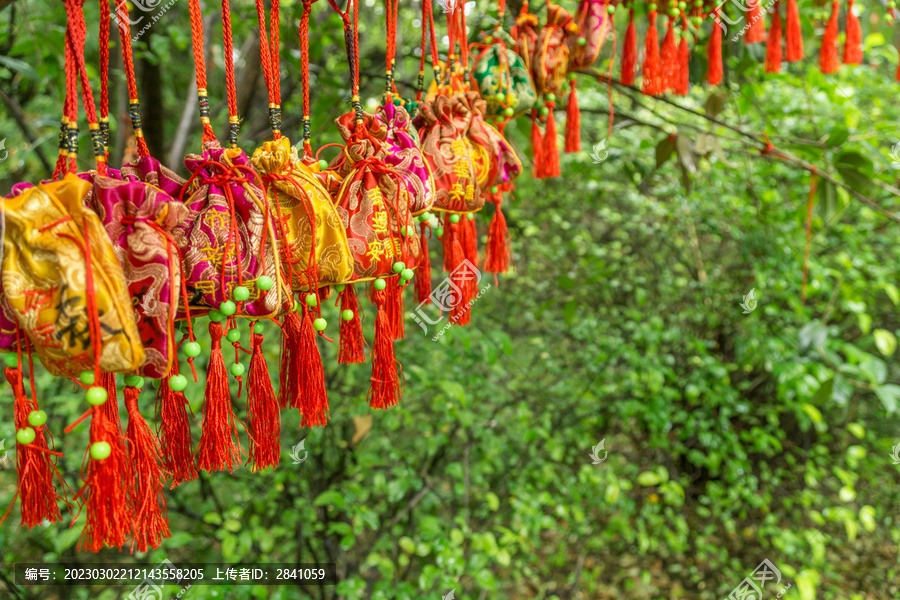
[14,562,337,586]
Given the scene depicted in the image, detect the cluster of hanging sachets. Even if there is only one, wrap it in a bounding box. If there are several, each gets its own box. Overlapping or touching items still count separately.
[0,0,591,553]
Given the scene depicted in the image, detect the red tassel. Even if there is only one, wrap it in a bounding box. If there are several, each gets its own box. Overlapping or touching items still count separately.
[278,309,303,409]
[297,306,329,428]
[246,331,280,471]
[642,11,663,95]
[80,403,130,552]
[621,9,638,85]
[708,8,724,85]
[368,289,402,410]
[484,197,511,274]
[842,0,862,64]
[3,366,63,528]
[338,285,366,363]
[442,215,463,273]
[155,364,196,488]
[676,34,690,95]
[196,321,243,473]
[414,222,433,304]
[765,2,783,73]
[745,0,767,43]
[462,214,478,267]
[660,18,678,92]
[385,277,405,340]
[785,0,804,61]
[124,385,170,553]
[819,0,840,73]
[530,109,545,178]
[542,106,561,178]
[450,247,476,327]
[564,79,581,152]
[100,373,122,436]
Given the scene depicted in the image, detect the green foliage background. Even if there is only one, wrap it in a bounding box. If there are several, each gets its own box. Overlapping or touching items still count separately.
[1,0,900,598]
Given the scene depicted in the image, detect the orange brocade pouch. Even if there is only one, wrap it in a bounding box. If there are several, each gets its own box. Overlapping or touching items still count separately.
[1,174,145,377]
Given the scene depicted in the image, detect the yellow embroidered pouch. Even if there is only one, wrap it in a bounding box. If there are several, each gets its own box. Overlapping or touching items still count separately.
[2,174,145,377]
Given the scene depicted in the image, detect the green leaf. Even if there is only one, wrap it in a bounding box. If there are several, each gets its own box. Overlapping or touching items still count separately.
[798,320,827,352]
[314,490,346,508]
[859,505,876,532]
[801,403,823,425]
[873,329,896,357]
[881,283,900,306]
[834,150,875,189]
[846,422,865,439]
[398,537,416,554]
[824,126,849,148]
[704,91,726,117]
[796,569,820,600]
[675,135,697,174]
[874,384,900,413]
[636,471,662,486]
[486,492,500,512]
[0,55,41,81]
[655,135,676,168]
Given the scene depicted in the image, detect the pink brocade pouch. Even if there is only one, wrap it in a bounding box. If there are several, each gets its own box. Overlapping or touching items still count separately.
[177,141,291,317]
[86,175,192,378]
[373,103,435,215]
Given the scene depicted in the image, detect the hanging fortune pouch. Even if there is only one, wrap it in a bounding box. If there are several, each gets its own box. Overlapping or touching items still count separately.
[251,137,354,291]
[1,174,145,378]
[86,175,192,379]
[470,28,538,118]
[177,141,291,318]
[373,102,435,216]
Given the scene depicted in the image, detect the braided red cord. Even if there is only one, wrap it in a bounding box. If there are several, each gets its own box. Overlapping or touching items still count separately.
[221,0,239,133]
[113,2,150,157]
[65,0,106,175]
[300,0,313,157]
[99,0,109,125]
[188,0,217,142]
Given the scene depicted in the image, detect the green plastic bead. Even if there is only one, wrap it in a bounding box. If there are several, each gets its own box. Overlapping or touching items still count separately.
[183,341,202,358]
[491,185,499,194]
[373,278,387,291]
[678,1,687,8]
[226,328,241,343]
[392,261,406,274]
[648,3,657,11]
[435,227,444,237]
[318,159,328,171]
[168,374,188,392]
[17,427,36,445]
[313,318,327,332]
[546,93,556,103]
[334,284,346,293]
[90,441,112,460]
[540,106,550,116]
[209,310,225,323]
[79,371,95,386]
[504,107,515,117]
[232,286,250,302]
[405,225,416,236]
[305,293,318,307]
[256,275,274,291]
[495,93,505,102]
[86,386,108,406]
[219,301,237,316]
[294,299,302,312]
[680,29,690,38]
[124,375,144,388]
[467,213,475,220]
[3,353,18,368]
[28,410,47,427]
[230,363,245,377]
[342,309,354,321]
[449,214,461,224]
[668,8,679,17]
[401,268,415,281]
[606,5,615,14]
